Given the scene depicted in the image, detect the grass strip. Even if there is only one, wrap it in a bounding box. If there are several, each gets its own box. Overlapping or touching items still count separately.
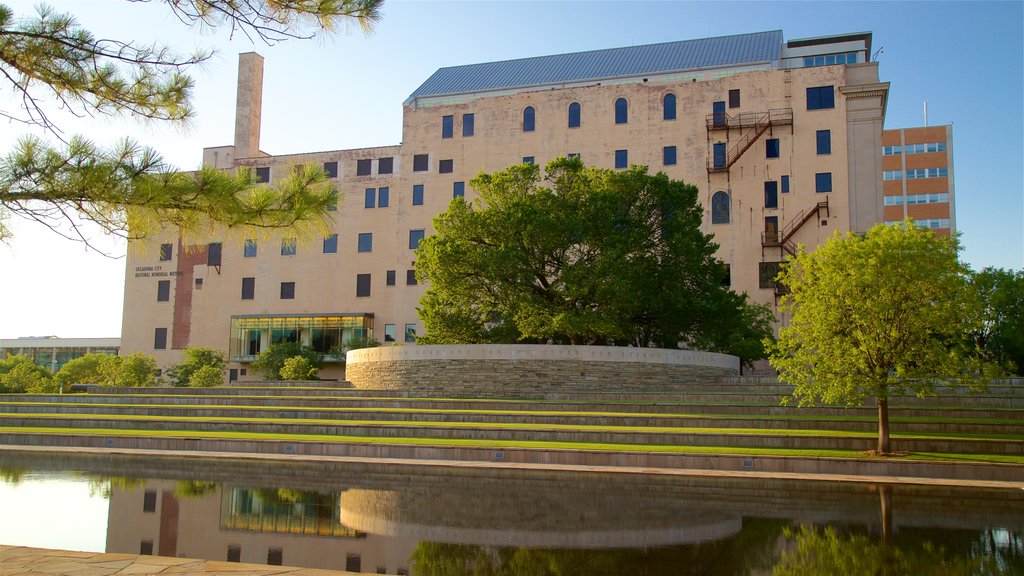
[4,412,1023,442]
[2,426,1022,465]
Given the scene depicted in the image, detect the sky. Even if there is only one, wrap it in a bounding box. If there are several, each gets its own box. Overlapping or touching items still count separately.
[0,0,1021,339]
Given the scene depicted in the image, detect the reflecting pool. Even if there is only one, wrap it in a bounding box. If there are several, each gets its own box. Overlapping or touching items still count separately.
[1,451,1021,575]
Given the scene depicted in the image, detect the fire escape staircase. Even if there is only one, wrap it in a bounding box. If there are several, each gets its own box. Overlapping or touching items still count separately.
[761,196,831,259]
[706,108,793,172]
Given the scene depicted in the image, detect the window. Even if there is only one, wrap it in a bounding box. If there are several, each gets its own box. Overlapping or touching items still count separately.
[365,187,376,208]
[280,282,295,299]
[157,280,170,302]
[358,233,373,253]
[413,184,424,206]
[207,242,222,266]
[462,113,474,137]
[614,149,628,169]
[244,239,257,258]
[807,85,835,110]
[764,181,779,209]
[159,243,172,261]
[568,102,581,128]
[407,269,418,285]
[803,52,858,67]
[386,270,396,286]
[404,324,417,342]
[378,187,390,207]
[346,555,362,573]
[267,548,283,566]
[614,97,628,124]
[729,89,740,108]
[759,261,785,290]
[195,278,203,289]
[892,142,947,155]
[764,216,779,244]
[711,191,730,224]
[663,93,676,120]
[154,328,167,350]
[815,172,833,193]
[323,161,338,178]
[441,115,453,138]
[356,274,371,297]
[384,324,396,342]
[143,490,157,512]
[413,154,428,172]
[522,156,534,165]
[255,167,270,183]
[523,106,535,132]
[883,170,902,181]
[227,546,241,563]
[766,139,780,158]
[816,130,831,155]
[140,541,154,555]
[905,167,949,179]
[453,181,465,198]
[323,234,338,253]
[356,159,372,176]
[568,153,580,160]
[281,238,296,256]
[883,195,905,206]
[781,175,790,193]
[663,146,677,166]
[713,101,726,126]
[439,159,454,173]
[409,229,425,250]
[882,145,902,156]
[378,157,393,174]
[241,277,255,300]
[713,143,726,169]
[722,264,731,287]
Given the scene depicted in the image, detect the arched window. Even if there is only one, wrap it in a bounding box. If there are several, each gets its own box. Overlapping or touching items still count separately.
[615,97,628,124]
[523,106,535,132]
[663,93,677,120]
[568,102,581,128]
[711,191,731,224]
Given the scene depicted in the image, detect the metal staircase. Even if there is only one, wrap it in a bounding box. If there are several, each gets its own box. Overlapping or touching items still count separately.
[761,197,830,258]
[706,108,793,172]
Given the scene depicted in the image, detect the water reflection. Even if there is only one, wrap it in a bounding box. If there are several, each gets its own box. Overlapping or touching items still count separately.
[0,451,1021,575]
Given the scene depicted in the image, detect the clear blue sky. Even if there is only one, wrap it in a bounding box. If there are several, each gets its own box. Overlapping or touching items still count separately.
[0,0,1021,338]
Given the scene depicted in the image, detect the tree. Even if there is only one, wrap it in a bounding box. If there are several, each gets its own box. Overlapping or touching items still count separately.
[280,355,319,380]
[250,342,321,380]
[166,347,226,387]
[415,157,773,361]
[54,352,109,391]
[0,0,382,250]
[187,364,223,387]
[767,221,993,454]
[97,353,159,387]
[0,354,55,392]
[971,267,1024,374]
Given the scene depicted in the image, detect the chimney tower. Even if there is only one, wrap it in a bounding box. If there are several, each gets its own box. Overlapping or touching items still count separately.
[234,53,264,159]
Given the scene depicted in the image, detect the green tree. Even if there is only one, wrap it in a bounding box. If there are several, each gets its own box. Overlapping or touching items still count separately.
[166,347,226,387]
[188,364,223,387]
[97,353,158,387]
[0,0,381,249]
[768,221,993,454]
[250,342,322,380]
[415,157,772,360]
[0,354,55,393]
[971,267,1024,374]
[280,356,319,380]
[54,352,110,391]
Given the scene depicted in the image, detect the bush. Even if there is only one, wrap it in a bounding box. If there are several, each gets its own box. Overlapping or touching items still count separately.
[344,336,380,351]
[98,353,159,387]
[0,354,55,393]
[54,353,109,391]
[188,365,223,387]
[280,356,319,381]
[166,347,226,387]
[251,343,321,380]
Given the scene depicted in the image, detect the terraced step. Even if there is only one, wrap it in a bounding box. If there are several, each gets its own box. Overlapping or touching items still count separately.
[3,413,1021,454]
[2,402,1022,436]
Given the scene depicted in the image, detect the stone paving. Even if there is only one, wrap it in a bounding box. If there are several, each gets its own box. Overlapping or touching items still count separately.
[0,546,358,576]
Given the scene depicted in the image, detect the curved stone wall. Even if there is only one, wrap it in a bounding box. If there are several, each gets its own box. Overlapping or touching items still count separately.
[345,344,739,394]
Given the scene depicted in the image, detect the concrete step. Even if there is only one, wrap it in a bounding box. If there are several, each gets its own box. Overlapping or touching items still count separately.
[223,380,351,388]
[2,403,1021,436]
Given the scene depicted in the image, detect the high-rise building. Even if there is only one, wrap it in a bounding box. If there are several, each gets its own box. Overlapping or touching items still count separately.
[881,125,955,235]
[121,30,891,380]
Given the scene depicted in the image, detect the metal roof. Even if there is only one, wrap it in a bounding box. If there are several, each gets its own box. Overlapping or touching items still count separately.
[406,30,783,104]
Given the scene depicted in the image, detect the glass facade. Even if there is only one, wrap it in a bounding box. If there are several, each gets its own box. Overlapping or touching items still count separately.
[1,345,118,373]
[229,314,373,362]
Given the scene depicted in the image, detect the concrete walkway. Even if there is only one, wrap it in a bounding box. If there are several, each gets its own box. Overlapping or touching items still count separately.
[0,546,359,576]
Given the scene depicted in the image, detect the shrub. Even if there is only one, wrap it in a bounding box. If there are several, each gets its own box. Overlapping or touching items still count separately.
[0,354,55,393]
[166,347,226,387]
[188,364,223,387]
[280,356,319,381]
[251,343,321,380]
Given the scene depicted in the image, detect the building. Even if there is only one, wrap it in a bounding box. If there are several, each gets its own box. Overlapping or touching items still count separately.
[882,125,955,235]
[0,336,120,373]
[121,30,891,381]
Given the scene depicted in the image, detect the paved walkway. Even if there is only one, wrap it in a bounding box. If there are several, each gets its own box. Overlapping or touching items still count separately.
[0,546,359,576]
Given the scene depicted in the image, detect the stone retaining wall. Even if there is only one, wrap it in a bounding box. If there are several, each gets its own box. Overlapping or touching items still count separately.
[345,344,739,393]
